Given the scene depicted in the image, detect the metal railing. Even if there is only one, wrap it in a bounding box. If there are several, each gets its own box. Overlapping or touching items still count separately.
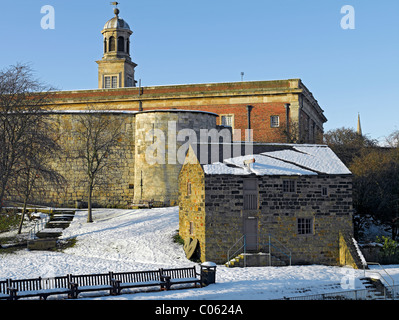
[27,214,50,241]
[266,234,292,266]
[226,234,292,267]
[227,235,246,267]
[364,262,395,299]
[284,284,399,300]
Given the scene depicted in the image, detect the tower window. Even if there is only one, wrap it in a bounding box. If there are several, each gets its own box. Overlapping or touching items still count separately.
[112,76,118,88]
[104,76,111,88]
[126,76,133,87]
[109,36,115,51]
[104,76,118,88]
[118,36,125,52]
[104,39,107,53]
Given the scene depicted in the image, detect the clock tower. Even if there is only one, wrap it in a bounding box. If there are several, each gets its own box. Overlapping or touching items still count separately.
[96,5,137,88]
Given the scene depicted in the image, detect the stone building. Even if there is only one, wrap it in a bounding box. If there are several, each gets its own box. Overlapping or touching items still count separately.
[179,144,359,266]
[11,7,329,208]
[45,7,327,145]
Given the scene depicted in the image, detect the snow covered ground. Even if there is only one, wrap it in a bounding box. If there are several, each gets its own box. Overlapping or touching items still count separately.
[1,207,399,300]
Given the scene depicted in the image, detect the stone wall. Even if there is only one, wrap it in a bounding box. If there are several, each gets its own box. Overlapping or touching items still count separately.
[134,110,217,205]
[179,170,354,265]
[26,111,136,208]
[21,110,218,208]
[178,147,206,258]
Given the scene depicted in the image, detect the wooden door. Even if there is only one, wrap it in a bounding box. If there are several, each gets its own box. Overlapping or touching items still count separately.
[244,218,258,251]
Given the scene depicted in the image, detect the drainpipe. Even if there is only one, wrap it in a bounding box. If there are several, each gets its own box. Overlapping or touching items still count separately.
[138,79,143,111]
[246,105,253,142]
[285,103,290,143]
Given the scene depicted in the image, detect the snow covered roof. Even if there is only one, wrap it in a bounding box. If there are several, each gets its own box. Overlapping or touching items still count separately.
[203,145,351,176]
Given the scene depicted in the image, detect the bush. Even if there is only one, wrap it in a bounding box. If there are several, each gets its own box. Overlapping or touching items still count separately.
[0,211,20,233]
[376,236,399,264]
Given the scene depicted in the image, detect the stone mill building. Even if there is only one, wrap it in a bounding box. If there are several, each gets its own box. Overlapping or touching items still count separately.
[178,145,361,267]
[14,7,330,210]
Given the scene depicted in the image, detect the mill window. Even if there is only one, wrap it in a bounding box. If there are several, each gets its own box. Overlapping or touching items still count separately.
[283,180,296,193]
[189,221,195,236]
[243,179,258,210]
[187,182,192,196]
[297,218,313,235]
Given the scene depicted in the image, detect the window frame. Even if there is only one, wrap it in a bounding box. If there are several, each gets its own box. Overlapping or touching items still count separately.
[283,180,296,193]
[187,181,192,196]
[189,221,195,236]
[243,179,258,211]
[111,76,118,88]
[220,114,234,128]
[270,115,280,128]
[104,75,119,89]
[104,76,111,89]
[297,218,313,235]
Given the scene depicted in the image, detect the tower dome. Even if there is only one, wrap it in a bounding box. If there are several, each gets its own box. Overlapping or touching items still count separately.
[103,16,130,30]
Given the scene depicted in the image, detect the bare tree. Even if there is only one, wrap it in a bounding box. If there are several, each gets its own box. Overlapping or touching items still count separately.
[323,127,378,166]
[75,108,123,222]
[0,63,55,213]
[12,117,65,234]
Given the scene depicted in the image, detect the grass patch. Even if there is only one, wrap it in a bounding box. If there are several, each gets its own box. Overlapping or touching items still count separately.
[56,237,77,251]
[0,211,20,233]
[173,230,184,246]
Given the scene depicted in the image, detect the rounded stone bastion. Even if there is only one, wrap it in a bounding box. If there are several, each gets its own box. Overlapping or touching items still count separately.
[12,109,217,208]
[133,109,217,206]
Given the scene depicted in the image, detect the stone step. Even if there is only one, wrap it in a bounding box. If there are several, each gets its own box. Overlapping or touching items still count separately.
[226,252,287,267]
[36,228,63,238]
[46,221,71,229]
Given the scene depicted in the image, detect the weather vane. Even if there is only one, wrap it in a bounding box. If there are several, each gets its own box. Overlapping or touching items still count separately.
[110,2,120,16]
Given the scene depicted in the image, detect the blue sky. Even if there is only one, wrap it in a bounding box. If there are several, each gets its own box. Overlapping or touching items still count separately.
[1,0,398,142]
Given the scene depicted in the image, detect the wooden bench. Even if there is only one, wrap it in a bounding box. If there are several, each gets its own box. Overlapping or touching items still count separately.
[111,270,165,295]
[8,276,71,300]
[69,272,114,299]
[160,266,201,290]
[130,200,154,209]
[0,279,15,300]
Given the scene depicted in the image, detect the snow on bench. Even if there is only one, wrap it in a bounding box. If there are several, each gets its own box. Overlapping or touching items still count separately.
[160,267,202,290]
[111,270,165,294]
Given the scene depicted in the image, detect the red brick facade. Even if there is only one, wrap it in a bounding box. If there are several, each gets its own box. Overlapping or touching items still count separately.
[49,79,326,144]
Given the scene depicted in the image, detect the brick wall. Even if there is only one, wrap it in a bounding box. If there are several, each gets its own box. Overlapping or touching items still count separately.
[47,79,326,144]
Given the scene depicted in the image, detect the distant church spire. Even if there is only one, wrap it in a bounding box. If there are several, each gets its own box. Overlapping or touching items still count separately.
[357,113,362,136]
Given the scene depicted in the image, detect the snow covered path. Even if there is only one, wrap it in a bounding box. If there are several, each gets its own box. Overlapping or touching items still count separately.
[1,207,399,300]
